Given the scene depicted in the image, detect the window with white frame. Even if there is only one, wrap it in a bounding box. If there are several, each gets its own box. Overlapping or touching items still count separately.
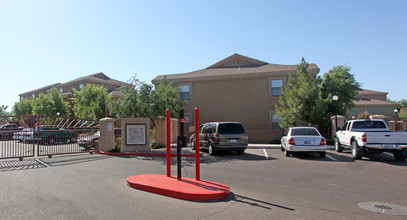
[270,79,284,96]
[179,85,190,100]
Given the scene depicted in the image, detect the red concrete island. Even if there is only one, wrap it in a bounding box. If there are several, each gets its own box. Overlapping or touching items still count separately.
[127,174,230,201]
[126,108,230,202]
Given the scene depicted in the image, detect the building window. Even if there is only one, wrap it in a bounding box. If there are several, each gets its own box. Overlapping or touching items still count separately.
[180,85,190,100]
[60,88,63,93]
[271,114,282,130]
[79,83,84,90]
[32,94,35,98]
[270,79,284,96]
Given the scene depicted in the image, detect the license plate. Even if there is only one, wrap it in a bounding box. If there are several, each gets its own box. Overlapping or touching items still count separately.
[382,144,398,149]
[304,141,311,145]
[228,139,238,143]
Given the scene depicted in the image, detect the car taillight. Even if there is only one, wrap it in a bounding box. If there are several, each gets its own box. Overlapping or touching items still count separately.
[288,138,295,145]
[320,138,326,145]
[215,134,219,142]
[362,134,367,143]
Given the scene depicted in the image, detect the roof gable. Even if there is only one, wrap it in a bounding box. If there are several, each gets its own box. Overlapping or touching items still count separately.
[207,53,268,69]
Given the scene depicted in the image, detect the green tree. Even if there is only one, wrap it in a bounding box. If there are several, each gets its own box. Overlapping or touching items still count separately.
[319,65,361,117]
[48,88,70,116]
[73,84,109,120]
[108,75,183,122]
[151,79,183,121]
[275,60,361,129]
[32,93,56,115]
[275,58,323,128]
[13,98,34,115]
[399,107,407,120]
[0,105,10,116]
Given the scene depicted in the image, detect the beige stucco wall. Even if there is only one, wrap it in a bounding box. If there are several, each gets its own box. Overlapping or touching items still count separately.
[154,118,179,146]
[177,75,288,143]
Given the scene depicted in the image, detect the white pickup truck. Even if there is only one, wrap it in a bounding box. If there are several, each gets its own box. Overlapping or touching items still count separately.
[335,119,407,161]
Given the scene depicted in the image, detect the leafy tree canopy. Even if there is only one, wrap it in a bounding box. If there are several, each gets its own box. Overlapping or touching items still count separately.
[319,65,361,116]
[108,75,183,122]
[0,105,10,116]
[276,59,361,129]
[13,87,70,116]
[73,84,109,120]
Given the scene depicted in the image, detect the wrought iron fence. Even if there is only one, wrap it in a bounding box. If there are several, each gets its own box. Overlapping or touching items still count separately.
[0,115,99,160]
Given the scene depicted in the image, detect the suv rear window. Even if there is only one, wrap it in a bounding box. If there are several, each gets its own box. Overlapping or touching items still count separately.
[218,123,245,134]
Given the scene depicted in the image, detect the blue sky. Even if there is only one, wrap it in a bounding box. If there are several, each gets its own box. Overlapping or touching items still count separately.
[1,0,406,110]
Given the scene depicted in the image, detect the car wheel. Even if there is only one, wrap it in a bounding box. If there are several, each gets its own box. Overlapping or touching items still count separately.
[319,152,326,158]
[191,139,195,150]
[285,148,291,157]
[393,151,407,161]
[237,149,245,155]
[351,141,362,160]
[208,144,216,155]
[335,138,343,152]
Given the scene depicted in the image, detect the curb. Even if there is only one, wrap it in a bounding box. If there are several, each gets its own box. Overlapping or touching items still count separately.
[98,151,195,157]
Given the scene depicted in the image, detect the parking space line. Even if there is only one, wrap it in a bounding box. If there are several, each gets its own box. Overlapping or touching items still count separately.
[326,154,337,161]
[262,149,269,160]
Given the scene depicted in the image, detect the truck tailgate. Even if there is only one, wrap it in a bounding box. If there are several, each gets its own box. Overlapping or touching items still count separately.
[366,132,407,144]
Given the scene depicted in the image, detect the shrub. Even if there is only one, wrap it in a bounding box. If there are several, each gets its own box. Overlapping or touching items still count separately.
[111,137,121,152]
[151,142,164,149]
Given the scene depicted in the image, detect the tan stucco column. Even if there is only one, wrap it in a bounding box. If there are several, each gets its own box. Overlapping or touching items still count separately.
[331,115,346,138]
[99,117,115,152]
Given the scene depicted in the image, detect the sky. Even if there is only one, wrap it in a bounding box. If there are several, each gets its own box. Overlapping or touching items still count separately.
[1,0,406,111]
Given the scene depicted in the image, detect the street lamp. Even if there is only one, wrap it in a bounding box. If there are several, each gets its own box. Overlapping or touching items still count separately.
[332,95,339,135]
[394,109,398,130]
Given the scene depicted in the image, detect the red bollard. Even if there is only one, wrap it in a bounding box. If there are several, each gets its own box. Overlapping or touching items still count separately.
[166,109,171,177]
[195,108,200,181]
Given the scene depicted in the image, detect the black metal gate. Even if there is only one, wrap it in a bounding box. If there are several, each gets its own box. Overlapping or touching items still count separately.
[0,115,99,160]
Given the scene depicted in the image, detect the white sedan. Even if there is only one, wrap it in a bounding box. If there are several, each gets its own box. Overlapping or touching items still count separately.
[281,127,326,158]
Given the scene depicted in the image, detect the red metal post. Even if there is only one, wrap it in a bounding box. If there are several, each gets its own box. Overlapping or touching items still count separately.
[195,108,200,181]
[166,109,171,177]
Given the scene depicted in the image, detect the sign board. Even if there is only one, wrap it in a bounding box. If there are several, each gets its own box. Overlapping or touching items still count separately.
[125,123,147,145]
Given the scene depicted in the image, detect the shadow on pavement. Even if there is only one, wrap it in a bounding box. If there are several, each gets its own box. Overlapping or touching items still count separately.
[0,154,110,172]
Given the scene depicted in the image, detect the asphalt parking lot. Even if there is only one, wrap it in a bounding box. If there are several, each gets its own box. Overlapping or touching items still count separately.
[0,144,406,219]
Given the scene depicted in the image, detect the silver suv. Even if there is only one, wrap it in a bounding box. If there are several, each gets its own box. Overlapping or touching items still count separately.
[190,122,248,155]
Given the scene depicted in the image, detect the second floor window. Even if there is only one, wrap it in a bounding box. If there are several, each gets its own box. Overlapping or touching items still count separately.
[180,85,190,100]
[271,79,284,96]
